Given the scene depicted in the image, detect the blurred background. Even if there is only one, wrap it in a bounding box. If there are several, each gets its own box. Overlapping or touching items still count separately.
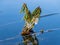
[0,0,60,45]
